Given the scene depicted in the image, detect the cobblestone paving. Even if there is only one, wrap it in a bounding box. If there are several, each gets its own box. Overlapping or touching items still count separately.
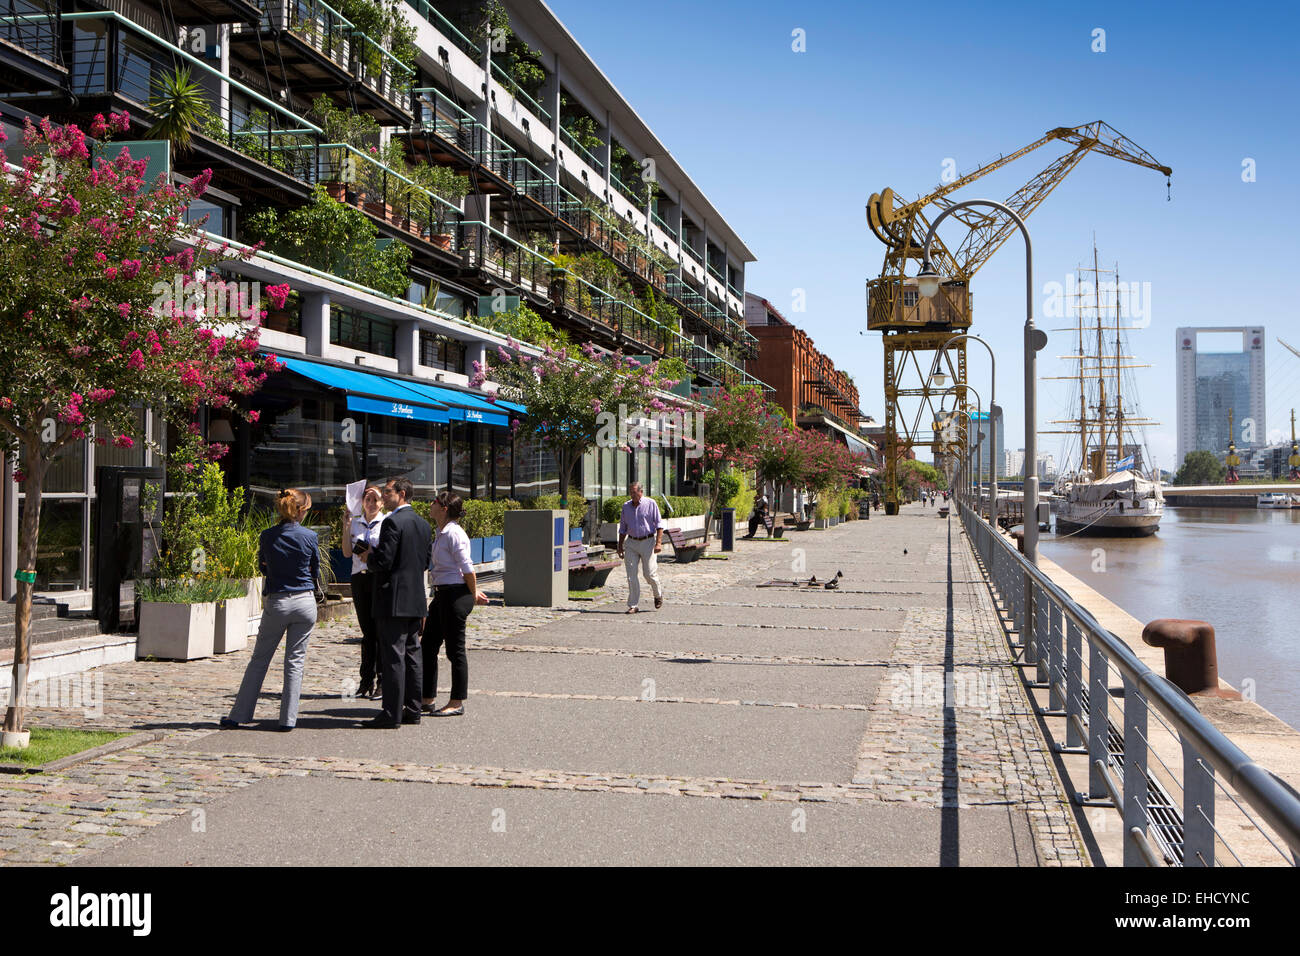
[851,521,1086,865]
[0,512,1086,866]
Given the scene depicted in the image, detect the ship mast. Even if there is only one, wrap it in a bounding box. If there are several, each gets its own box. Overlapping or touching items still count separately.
[1093,242,1108,472]
[1114,262,1124,472]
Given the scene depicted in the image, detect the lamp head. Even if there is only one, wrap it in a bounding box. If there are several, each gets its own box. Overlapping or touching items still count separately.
[931,372,947,388]
[917,262,942,299]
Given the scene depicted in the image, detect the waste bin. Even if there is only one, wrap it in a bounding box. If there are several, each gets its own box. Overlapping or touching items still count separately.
[720,508,735,551]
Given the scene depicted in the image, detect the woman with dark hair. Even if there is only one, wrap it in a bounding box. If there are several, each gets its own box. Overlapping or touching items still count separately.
[222,488,320,732]
[422,491,488,716]
[341,485,386,699]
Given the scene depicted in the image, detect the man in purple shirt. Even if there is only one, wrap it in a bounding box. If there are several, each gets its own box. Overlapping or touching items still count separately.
[616,482,664,613]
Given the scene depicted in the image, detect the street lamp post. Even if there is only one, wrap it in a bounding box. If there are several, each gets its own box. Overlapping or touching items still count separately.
[927,333,997,523]
[932,382,982,511]
[916,200,1045,564]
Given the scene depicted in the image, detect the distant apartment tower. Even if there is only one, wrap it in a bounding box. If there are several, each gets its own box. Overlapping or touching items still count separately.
[1176,327,1266,467]
[967,408,1003,481]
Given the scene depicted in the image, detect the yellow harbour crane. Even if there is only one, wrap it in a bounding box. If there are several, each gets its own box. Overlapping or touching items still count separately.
[865,122,1172,513]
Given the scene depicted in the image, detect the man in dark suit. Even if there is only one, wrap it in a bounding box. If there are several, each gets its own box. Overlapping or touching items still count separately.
[363,476,432,728]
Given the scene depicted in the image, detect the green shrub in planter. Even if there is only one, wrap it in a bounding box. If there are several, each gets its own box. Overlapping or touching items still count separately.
[460,498,522,538]
[139,578,247,603]
[520,494,587,531]
[600,494,708,523]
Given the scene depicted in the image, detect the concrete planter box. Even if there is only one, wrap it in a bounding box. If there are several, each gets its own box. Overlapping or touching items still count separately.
[137,601,216,661]
[599,513,705,544]
[214,594,251,654]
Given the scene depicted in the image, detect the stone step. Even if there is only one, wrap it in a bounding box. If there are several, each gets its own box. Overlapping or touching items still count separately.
[0,615,104,651]
[0,601,61,625]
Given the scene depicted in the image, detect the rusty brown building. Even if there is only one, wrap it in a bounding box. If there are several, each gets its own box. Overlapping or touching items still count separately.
[743,294,869,451]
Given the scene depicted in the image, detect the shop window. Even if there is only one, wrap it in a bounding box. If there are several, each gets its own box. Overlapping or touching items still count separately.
[449,423,472,499]
[368,418,441,502]
[245,386,364,503]
[494,432,513,500]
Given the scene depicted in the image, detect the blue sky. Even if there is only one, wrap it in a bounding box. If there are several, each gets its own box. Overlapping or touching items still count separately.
[546,0,1300,470]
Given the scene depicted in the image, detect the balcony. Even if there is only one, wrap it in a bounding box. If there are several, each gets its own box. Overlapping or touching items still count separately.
[0,4,66,93]
[490,59,551,127]
[407,0,481,61]
[167,0,265,23]
[229,0,414,125]
[559,126,604,177]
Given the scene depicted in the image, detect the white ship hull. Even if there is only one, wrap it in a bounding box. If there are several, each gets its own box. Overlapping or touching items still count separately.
[1256,494,1296,509]
[1053,499,1163,536]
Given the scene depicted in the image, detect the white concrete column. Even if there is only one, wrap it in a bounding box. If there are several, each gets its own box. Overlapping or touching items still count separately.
[544,55,561,182]
[601,111,612,201]
[397,319,420,375]
[301,292,331,356]
[466,341,488,375]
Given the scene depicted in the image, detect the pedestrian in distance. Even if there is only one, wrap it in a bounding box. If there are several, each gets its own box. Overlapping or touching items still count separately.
[363,476,433,728]
[421,491,489,718]
[222,488,319,732]
[745,490,769,538]
[617,481,664,614]
[341,485,386,700]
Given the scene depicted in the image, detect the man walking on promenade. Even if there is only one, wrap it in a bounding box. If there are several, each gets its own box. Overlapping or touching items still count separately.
[617,482,664,614]
[364,476,432,728]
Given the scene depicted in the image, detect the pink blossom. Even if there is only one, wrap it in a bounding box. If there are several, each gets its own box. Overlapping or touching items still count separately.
[126,349,145,371]
[113,434,134,449]
[12,469,25,483]
[120,259,141,279]
[88,388,116,403]
[59,196,81,217]
[265,283,290,310]
[118,303,132,319]
[247,410,261,424]
[104,266,118,281]
[68,345,91,358]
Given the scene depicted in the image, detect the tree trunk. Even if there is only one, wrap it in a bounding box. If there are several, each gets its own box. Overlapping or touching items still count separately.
[4,447,46,738]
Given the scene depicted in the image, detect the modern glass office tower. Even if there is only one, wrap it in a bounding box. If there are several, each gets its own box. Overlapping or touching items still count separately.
[1175,327,1266,467]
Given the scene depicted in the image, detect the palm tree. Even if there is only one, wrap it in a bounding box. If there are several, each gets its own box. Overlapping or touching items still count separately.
[146,67,214,154]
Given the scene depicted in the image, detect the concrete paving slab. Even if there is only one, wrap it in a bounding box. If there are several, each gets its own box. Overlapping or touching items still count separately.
[612,603,909,630]
[446,649,883,706]
[85,776,1044,867]
[190,694,870,782]
[499,621,902,660]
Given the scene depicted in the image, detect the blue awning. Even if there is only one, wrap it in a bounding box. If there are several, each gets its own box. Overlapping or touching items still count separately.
[277,356,451,424]
[382,377,514,428]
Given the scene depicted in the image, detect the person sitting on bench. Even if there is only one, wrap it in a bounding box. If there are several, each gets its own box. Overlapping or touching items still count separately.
[746,492,769,538]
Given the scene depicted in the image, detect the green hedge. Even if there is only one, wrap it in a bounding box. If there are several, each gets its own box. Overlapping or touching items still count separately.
[600,494,708,523]
[407,495,587,538]
[518,494,588,532]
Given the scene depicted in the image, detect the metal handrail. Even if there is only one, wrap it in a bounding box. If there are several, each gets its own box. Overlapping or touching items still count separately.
[408,0,481,59]
[559,127,604,175]
[956,499,1300,866]
[490,59,552,125]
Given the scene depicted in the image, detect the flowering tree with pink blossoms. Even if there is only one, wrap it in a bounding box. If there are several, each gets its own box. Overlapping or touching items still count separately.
[689,386,768,537]
[0,113,282,743]
[474,340,682,506]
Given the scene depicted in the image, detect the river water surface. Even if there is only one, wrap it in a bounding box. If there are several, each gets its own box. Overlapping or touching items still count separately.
[1039,506,1300,731]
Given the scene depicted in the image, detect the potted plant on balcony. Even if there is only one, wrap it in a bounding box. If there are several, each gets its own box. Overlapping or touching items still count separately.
[414,163,468,250]
[309,95,377,202]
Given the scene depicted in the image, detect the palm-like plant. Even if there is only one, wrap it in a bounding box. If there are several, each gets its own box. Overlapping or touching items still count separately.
[146,67,214,154]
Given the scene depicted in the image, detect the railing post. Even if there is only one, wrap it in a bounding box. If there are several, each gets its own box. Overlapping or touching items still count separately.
[1065,618,1084,750]
[1048,601,1064,710]
[1181,737,1215,866]
[1035,584,1050,687]
[1122,673,1151,866]
[1088,642,1109,801]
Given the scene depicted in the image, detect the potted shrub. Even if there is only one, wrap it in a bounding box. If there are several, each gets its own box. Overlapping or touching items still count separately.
[213,579,251,653]
[414,163,468,250]
[136,579,244,660]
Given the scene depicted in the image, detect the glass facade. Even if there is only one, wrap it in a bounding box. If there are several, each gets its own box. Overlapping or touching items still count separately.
[331,306,397,357]
[1194,353,1252,455]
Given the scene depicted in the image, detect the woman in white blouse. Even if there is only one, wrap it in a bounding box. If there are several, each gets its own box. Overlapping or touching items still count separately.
[422,491,488,716]
[341,486,387,699]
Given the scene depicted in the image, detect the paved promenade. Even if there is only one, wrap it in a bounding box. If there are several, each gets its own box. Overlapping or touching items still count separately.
[0,504,1086,866]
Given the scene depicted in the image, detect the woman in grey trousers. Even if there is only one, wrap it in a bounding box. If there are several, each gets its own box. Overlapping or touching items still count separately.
[222,488,320,732]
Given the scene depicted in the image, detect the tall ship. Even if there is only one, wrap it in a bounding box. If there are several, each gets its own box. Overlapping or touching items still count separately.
[1047,245,1164,536]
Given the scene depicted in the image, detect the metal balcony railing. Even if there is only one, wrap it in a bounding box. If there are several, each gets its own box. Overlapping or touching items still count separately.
[0,1,60,65]
[649,210,677,244]
[490,59,551,126]
[958,500,1300,867]
[408,0,481,60]
[559,126,604,176]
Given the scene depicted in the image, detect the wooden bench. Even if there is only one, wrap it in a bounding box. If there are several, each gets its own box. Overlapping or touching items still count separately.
[665,527,706,562]
[567,540,619,590]
[760,513,786,538]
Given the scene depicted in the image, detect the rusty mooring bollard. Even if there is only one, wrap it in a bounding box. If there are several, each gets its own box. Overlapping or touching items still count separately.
[1012,530,1025,554]
[1141,619,1241,699]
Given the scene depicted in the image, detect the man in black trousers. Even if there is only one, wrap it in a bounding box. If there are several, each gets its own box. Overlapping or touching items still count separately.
[363,476,432,728]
